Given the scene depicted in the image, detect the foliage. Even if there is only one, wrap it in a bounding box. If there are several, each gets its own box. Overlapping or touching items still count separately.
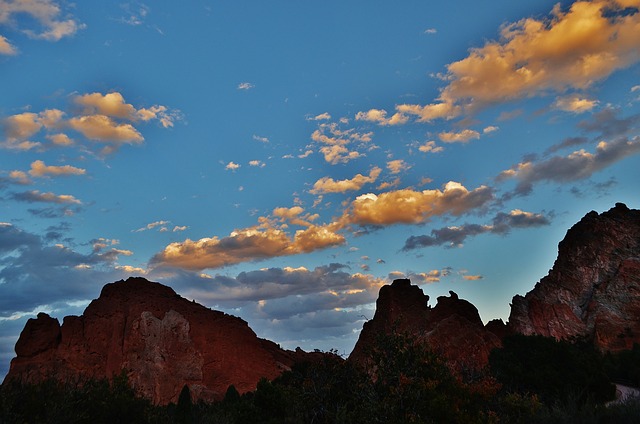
[603,343,640,387]
[489,334,616,405]
[2,335,639,423]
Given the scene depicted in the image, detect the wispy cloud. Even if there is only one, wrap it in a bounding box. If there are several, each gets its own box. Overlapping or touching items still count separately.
[0,0,86,44]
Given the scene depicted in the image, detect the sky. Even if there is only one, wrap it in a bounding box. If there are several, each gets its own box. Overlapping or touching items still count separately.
[1,0,640,379]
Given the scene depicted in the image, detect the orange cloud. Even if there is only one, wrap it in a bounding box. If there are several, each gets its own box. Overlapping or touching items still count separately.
[0,35,17,55]
[68,115,143,142]
[344,181,494,226]
[151,221,345,271]
[439,129,481,143]
[386,159,410,175]
[355,108,408,126]
[441,0,640,110]
[28,160,85,177]
[310,167,382,194]
[553,94,599,113]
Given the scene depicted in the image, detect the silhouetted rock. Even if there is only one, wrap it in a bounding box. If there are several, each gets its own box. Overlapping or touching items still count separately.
[508,203,640,352]
[3,277,317,404]
[350,279,501,371]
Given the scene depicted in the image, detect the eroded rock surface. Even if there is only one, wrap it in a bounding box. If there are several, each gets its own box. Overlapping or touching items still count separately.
[4,277,307,404]
[508,203,640,352]
[350,279,501,371]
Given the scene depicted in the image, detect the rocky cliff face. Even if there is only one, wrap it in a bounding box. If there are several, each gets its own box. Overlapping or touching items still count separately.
[350,279,501,371]
[3,277,311,405]
[508,203,640,352]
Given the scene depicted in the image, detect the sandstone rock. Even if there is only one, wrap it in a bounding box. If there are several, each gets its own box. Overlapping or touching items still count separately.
[507,203,640,352]
[350,279,501,371]
[3,277,316,404]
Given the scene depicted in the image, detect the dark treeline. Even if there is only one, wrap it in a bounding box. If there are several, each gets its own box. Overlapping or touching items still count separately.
[1,334,639,423]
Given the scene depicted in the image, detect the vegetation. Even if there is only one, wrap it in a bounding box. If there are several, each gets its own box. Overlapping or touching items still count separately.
[1,335,639,423]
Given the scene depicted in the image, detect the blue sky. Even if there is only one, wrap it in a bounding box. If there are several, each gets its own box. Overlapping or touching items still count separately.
[2,0,640,378]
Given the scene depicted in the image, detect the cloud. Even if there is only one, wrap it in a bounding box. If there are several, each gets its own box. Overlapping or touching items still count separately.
[355,108,408,126]
[424,28,437,34]
[0,223,133,316]
[553,94,599,113]
[0,35,16,55]
[386,159,410,175]
[151,218,345,271]
[498,137,640,196]
[8,170,31,184]
[403,209,550,250]
[394,102,461,123]
[1,92,177,154]
[544,136,589,154]
[133,220,171,233]
[11,190,81,204]
[237,82,254,90]
[310,167,381,194]
[252,135,269,143]
[68,115,143,143]
[441,0,640,110]
[311,122,373,164]
[483,126,499,134]
[343,181,494,226]
[577,108,640,138]
[307,112,331,121]
[384,0,640,124]
[225,161,240,171]
[28,160,85,177]
[0,0,85,42]
[249,160,265,167]
[438,129,480,143]
[46,133,73,146]
[418,140,444,153]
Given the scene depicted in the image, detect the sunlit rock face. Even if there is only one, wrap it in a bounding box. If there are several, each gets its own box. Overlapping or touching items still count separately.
[3,277,302,404]
[349,279,501,371]
[508,203,640,352]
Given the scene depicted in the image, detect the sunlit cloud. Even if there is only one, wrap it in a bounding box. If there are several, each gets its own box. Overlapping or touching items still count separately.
[8,170,31,185]
[0,0,86,43]
[553,94,599,113]
[0,35,16,55]
[379,0,640,124]
[11,190,82,205]
[1,92,177,155]
[225,161,240,171]
[310,167,381,194]
[133,220,171,233]
[311,121,373,164]
[343,181,494,226]
[438,129,480,143]
[28,160,85,177]
[418,140,444,153]
[151,220,345,271]
[307,112,331,121]
[355,108,408,126]
[386,159,410,174]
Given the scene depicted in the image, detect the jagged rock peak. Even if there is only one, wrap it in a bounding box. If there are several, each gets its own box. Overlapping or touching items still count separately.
[508,203,640,351]
[4,277,317,405]
[350,279,500,370]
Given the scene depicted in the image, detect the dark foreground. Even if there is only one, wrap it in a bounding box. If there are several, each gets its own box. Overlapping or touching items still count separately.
[2,334,640,424]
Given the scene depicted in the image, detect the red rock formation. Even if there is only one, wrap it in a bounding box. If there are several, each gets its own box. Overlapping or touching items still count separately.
[350,279,501,371]
[508,203,640,352]
[3,277,312,405]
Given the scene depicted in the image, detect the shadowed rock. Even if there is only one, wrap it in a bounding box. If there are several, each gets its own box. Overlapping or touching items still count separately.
[3,277,319,404]
[508,203,640,352]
